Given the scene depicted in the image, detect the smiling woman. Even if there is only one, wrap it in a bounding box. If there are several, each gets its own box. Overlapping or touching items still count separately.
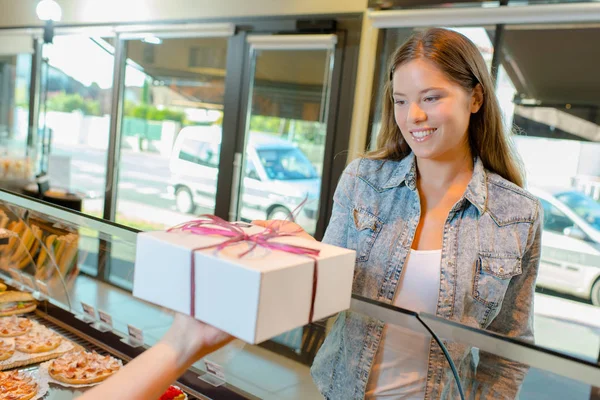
[307,28,544,400]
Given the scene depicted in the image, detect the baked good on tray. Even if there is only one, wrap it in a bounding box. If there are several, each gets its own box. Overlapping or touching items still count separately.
[48,351,122,385]
[0,370,38,400]
[0,338,15,361]
[0,291,37,317]
[15,326,62,353]
[0,316,33,337]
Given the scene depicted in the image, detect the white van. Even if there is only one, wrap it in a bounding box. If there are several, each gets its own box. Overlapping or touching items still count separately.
[167,126,321,234]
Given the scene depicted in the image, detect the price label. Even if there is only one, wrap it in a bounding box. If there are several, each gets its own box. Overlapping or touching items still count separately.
[81,302,96,319]
[204,360,226,380]
[36,280,49,296]
[127,325,144,343]
[98,310,113,328]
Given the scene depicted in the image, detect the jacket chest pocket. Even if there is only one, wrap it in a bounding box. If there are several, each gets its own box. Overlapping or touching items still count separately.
[350,208,383,262]
[473,254,522,308]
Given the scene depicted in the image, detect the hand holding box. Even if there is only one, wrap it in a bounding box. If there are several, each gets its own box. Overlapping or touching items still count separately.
[133,216,355,344]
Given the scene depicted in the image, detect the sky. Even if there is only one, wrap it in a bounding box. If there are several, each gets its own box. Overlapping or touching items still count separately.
[43,35,147,89]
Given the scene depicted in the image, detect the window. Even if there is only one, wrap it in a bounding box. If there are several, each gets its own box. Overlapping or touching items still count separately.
[539,199,574,234]
[178,138,204,164]
[178,139,219,168]
[115,36,228,229]
[198,142,220,168]
[245,161,260,180]
[556,191,600,231]
[40,35,115,217]
[257,148,318,180]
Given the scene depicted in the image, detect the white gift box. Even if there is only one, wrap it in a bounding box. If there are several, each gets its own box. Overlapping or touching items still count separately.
[133,223,356,344]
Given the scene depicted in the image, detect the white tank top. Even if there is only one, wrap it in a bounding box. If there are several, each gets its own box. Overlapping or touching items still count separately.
[365,249,442,399]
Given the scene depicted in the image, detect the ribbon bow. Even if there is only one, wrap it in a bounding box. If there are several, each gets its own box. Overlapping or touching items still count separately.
[168,215,321,323]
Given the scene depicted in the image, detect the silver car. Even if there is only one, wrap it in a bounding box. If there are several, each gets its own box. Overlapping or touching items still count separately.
[530,187,600,306]
[168,126,321,234]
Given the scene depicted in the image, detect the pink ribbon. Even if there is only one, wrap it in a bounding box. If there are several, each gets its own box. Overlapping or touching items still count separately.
[167,215,321,323]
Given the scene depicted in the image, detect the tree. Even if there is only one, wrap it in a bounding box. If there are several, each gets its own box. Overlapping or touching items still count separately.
[46,92,101,116]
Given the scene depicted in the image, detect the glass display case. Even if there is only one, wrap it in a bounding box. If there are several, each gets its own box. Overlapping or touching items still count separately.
[0,187,598,399]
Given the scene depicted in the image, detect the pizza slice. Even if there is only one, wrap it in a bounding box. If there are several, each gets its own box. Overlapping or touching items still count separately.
[0,370,38,400]
[0,338,15,361]
[15,326,62,353]
[0,316,33,337]
[48,351,122,385]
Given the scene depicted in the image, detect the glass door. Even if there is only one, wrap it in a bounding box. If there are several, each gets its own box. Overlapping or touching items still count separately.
[38,34,117,216]
[113,25,234,231]
[234,34,337,236]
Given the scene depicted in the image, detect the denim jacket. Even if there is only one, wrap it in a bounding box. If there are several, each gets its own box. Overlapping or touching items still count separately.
[311,152,543,399]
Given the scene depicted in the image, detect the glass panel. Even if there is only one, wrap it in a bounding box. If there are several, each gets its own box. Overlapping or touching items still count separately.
[0,188,137,318]
[417,312,600,399]
[115,37,228,231]
[239,46,333,236]
[39,35,115,217]
[0,37,35,188]
[370,26,495,150]
[498,23,600,363]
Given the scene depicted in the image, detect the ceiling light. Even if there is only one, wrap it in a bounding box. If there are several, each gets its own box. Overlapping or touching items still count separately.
[36,0,62,22]
[142,36,162,45]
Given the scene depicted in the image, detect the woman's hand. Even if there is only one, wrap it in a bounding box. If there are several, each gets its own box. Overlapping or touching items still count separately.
[252,220,316,241]
[79,315,235,400]
[160,314,235,370]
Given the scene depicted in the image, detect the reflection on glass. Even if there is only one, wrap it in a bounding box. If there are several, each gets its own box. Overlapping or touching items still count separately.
[417,312,600,399]
[40,35,115,217]
[0,47,34,185]
[106,233,136,289]
[116,37,228,231]
[239,48,333,235]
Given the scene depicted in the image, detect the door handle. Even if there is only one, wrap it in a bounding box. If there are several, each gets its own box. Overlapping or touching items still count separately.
[229,152,242,221]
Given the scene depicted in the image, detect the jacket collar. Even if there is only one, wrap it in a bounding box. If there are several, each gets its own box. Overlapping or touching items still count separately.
[383,152,487,214]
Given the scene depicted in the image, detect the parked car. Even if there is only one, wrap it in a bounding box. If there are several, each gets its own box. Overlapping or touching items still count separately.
[530,187,600,306]
[167,126,321,234]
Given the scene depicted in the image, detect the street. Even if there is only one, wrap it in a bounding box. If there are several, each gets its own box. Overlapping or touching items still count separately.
[52,144,176,211]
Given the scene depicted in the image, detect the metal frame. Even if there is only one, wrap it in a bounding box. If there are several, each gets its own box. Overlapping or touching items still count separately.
[368,2,600,28]
[52,22,236,38]
[317,16,362,240]
[316,31,346,238]
[214,31,248,221]
[229,24,351,240]
[247,33,338,50]
[103,35,127,222]
[26,37,42,155]
[0,188,137,242]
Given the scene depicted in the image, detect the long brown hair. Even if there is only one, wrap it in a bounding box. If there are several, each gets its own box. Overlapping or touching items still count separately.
[368,27,524,187]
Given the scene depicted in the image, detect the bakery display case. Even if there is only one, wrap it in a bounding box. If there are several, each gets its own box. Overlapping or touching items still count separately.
[0,187,598,400]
